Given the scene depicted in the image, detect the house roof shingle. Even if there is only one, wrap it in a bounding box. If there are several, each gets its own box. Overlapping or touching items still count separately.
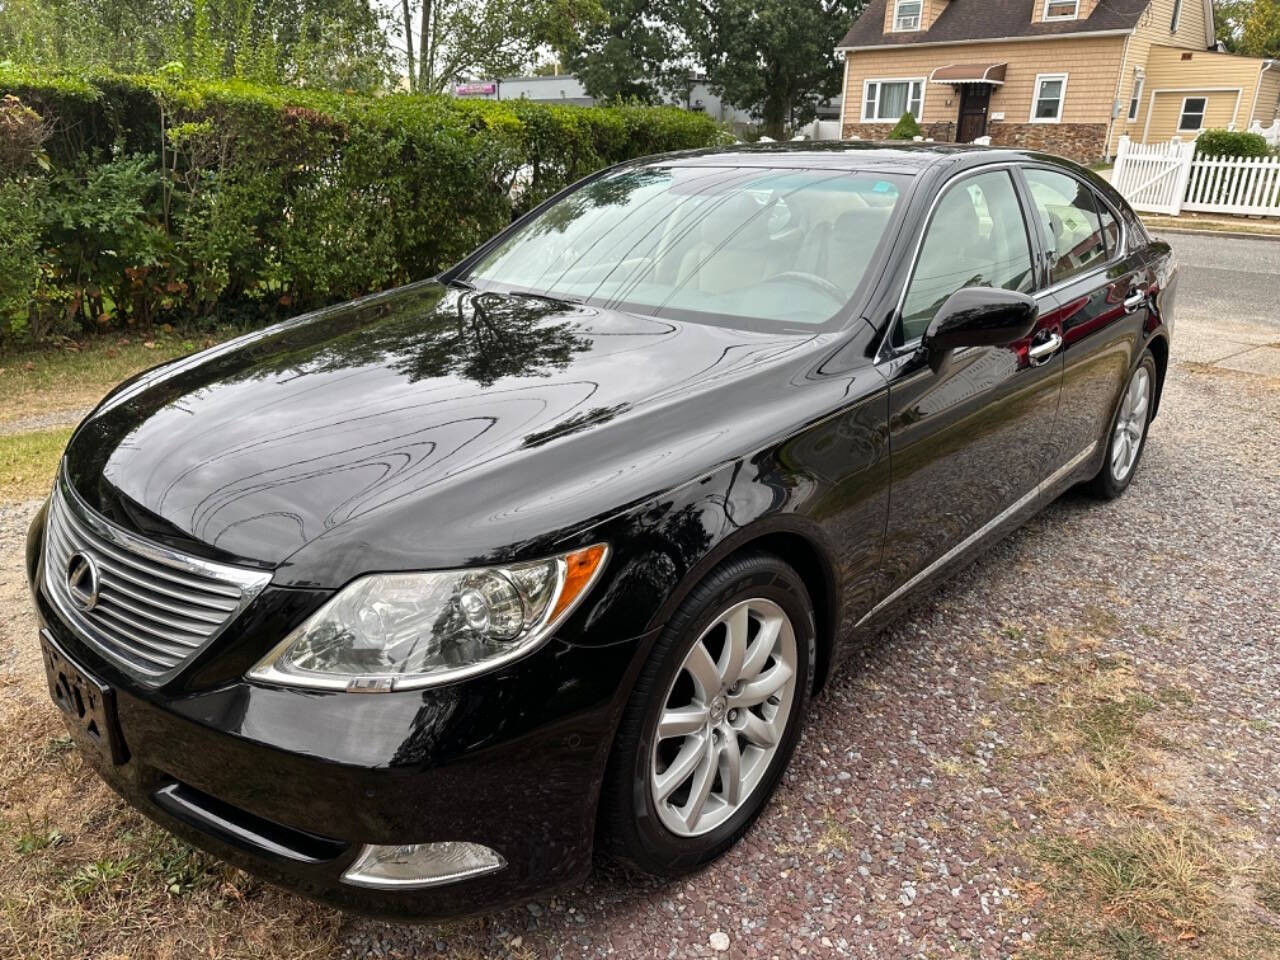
[838,0,1152,49]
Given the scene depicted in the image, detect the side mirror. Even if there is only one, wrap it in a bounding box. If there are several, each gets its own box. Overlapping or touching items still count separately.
[921,287,1039,371]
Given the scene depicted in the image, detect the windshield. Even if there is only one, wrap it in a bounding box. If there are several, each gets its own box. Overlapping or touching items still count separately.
[465,165,908,332]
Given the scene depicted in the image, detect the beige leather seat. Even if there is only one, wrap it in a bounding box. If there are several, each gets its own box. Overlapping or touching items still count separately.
[674,194,774,296]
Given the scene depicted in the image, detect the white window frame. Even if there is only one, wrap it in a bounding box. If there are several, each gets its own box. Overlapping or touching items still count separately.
[892,0,923,32]
[1043,0,1080,20]
[861,77,926,123]
[1030,73,1069,123]
[1128,75,1145,121]
[1178,95,1207,131]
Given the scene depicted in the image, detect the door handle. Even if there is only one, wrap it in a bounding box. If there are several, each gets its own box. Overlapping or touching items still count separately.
[1028,332,1062,365]
[1123,288,1147,313]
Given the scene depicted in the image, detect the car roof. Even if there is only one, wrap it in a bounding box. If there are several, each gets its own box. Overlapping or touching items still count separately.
[645,140,1039,176]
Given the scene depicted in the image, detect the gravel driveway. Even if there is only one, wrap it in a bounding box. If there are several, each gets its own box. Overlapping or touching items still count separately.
[2,232,1277,959]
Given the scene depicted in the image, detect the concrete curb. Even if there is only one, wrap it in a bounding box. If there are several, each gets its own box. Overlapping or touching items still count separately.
[1146,225,1280,243]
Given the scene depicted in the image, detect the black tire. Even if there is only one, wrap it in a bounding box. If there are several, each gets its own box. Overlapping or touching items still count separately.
[1088,351,1157,500]
[598,552,816,876]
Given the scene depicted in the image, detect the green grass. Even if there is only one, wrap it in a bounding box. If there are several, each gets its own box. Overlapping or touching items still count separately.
[0,330,224,427]
[0,427,73,501]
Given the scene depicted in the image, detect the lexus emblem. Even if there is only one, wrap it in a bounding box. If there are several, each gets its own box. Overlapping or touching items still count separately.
[66,552,101,612]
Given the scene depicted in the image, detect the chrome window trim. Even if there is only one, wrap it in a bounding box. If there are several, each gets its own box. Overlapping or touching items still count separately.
[876,161,1038,362]
[1020,162,1130,297]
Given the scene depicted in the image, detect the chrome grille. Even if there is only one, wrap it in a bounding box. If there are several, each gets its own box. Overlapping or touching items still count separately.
[42,479,271,685]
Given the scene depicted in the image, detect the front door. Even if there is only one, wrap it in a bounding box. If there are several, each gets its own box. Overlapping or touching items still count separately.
[957,86,991,142]
[867,167,1064,621]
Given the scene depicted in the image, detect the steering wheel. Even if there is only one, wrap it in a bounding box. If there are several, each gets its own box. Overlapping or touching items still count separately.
[758,272,846,303]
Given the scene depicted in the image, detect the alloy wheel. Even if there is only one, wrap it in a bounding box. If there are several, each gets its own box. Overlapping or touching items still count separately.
[1111,366,1151,483]
[649,598,798,838]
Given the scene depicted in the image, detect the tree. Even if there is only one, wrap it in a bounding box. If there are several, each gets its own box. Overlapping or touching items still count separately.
[1213,0,1250,51]
[411,0,600,93]
[1239,0,1280,57]
[0,0,395,92]
[679,0,866,139]
[559,0,683,102]
[888,111,921,140]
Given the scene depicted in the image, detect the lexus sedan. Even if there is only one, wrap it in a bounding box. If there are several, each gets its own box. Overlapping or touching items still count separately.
[28,143,1174,918]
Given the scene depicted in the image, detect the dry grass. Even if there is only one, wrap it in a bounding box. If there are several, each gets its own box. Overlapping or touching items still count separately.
[0,428,73,501]
[0,331,222,427]
[0,694,347,960]
[997,625,1280,959]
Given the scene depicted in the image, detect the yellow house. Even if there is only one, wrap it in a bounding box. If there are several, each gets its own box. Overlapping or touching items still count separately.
[836,0,1280,163]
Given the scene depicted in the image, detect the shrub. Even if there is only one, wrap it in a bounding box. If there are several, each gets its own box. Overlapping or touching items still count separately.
[888,111,923,140]
[0,69,726,345]
[1194,129,1269,158]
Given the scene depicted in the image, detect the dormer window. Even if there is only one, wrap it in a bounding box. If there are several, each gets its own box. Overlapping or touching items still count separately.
[893,0,922,31]
[1043,0,1079,19]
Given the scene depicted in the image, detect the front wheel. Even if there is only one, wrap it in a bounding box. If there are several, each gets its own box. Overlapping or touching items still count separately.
[598,553,815,876]
[1088,351,1156,499]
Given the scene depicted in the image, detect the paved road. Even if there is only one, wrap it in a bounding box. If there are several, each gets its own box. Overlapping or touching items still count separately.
[1152,230,1280,330]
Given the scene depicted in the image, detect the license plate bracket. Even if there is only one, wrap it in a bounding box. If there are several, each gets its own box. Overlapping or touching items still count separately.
[40,631,127,765]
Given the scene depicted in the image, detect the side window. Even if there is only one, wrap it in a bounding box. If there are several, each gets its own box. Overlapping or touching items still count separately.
[1024,168,1106,285]
[1096,195,1122,257]
[900,170,1034,343]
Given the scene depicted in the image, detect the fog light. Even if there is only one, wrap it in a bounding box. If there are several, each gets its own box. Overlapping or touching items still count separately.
[340,842,505,889]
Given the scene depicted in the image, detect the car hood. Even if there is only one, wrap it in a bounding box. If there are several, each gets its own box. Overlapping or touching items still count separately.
[64,282,838,585]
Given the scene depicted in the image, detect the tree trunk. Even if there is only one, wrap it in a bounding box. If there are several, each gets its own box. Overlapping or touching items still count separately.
[418,0,434,91]
[401,0,416,91]
[762,93,788,140]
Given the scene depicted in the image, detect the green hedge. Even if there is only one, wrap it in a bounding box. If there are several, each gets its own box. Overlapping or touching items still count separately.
[0,68,728,344]
[1194,129,1270,159]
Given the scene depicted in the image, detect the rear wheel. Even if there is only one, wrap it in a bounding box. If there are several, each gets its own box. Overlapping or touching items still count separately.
[599,553,815,876]
[1089,351,1156,499]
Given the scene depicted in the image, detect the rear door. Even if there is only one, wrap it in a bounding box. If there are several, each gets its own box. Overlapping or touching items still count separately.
[869,166,1065,616]
[1019,164,1156,474]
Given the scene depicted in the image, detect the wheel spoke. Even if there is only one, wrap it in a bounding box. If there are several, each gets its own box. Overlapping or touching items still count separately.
[1112,435,1129,472]
[1131,390,1148,422]
[740,710,779,748]
[730,661,793,708]
[655,734,705,802]
[718,735,742,806]
[683,641,721,699]
[741,613,781,680]
[658,705,706,740]
[718,604,749,686]
[681,740,717,829]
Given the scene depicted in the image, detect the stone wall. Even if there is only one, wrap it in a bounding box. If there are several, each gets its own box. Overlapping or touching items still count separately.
[986,122,1109,164]
[839,120,1109,164]
[841,121,957,142]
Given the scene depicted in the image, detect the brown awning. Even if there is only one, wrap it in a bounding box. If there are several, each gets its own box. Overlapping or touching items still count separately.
[928,63,1007,86]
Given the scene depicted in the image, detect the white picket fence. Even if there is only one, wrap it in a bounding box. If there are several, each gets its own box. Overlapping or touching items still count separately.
[1111,136,1195,215]
[1184,154,1280,215]
[1113,134,1280,218]
[1247,120,1280,148]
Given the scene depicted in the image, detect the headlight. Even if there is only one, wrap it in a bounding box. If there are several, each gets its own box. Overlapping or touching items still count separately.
[248,544,608,692]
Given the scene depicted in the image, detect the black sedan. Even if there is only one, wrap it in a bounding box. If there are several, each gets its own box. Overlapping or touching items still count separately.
[27,142,1174,918]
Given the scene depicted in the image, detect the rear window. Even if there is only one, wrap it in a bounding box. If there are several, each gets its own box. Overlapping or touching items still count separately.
[465,165,908,332]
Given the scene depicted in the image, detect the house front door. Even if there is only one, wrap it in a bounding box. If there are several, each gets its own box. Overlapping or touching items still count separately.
[957,86,991,142]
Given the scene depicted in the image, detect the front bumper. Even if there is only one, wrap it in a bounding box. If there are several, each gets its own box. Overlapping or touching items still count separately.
[29,511,653,919]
